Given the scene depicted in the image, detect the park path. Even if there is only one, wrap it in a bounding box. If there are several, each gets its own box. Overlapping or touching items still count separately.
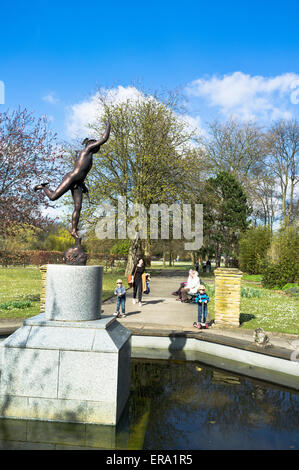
[101,275,200,331]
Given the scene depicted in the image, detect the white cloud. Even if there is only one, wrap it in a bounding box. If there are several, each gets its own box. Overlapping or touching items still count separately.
[42,92,59,104]
[186,72,299,122]
[65,85,208,142]
[177,114,207,138]
[65,86,145,139]
[65,93,101,140]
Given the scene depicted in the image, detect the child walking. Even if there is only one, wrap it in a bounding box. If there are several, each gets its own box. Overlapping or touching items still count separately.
[114,279,126,317]
[193,285,209,329]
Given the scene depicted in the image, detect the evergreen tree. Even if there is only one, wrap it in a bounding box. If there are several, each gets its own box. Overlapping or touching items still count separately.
[203,171,251,266]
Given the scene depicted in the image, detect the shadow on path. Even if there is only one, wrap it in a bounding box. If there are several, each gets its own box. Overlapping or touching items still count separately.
[143,299,165,305]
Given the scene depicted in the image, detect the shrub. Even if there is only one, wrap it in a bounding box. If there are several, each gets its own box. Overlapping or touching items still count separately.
[261,226,299,289]
[0,300,32,310]
[261,261,298,289]
[0,250,64,266]
[238,226,271,274]
[110,239,130,256]
[241,286,262,298]
[282,283,299,291]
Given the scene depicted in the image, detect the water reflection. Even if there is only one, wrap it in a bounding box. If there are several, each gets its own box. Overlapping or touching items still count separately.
[0,358,298,450]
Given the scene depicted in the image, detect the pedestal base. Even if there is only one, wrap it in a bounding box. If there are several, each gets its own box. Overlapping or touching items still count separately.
[0,314,131,425]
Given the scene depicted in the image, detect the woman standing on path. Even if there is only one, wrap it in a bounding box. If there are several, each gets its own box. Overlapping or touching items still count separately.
[131,258,145,307]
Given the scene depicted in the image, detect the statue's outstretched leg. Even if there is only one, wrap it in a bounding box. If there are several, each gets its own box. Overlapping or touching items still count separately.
[71,185,83,239]
[34,172,75,201]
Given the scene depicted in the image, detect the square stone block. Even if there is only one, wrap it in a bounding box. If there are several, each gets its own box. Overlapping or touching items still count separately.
[0,396,29,420]
[85,401,117,425]
[58,351,118,402]
[26,326,95,351]
[0,348,59,398]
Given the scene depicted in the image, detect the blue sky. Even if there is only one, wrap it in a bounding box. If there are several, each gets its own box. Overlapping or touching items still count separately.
[1,0,299,141]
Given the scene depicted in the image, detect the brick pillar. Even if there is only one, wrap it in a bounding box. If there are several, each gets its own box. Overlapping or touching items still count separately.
[39,265,47,313]
[214,268,243,328]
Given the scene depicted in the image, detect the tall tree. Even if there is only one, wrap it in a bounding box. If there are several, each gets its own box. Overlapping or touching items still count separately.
[198,118,267,184]
[202,171,251,267]
[250,173,281,231]
[0,108,63,237]
[70,91,197,273]
[266,119,299,226]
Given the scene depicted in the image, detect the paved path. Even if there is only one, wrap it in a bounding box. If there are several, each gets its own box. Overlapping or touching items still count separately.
[102,276,199,331]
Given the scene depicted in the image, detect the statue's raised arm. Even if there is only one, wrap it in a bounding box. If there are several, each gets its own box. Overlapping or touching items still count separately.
[85,121,111,154]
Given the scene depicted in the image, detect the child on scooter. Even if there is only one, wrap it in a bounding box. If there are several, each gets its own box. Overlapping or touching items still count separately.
[193,285,209,329]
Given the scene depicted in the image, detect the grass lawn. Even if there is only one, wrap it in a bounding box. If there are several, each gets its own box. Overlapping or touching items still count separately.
[203,274,299,335]
[239,277,299,335]
[0,266,127,320]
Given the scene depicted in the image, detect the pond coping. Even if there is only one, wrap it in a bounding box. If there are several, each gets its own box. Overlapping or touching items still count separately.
[123,324,295,362]
[1,317,299,391]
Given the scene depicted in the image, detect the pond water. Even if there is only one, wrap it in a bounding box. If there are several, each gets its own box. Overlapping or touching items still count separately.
[0,358,298,450]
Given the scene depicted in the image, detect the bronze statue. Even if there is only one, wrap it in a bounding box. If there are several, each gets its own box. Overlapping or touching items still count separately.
[34,121,111,264]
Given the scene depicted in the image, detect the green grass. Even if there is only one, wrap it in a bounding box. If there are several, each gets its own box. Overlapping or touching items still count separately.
[203,279,299,335]
[0,300,32,310]
[242,274,263,282]
[0,267,42,319]
[149,261,194,271]
[239,288,299,335]
[0,266,126,320]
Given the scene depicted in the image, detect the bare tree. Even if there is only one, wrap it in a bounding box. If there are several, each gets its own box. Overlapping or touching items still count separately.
[266,119,299,226]
[198,118,267,184]
[249,173,280,231]
[71,90,197,274]
[0,108,64,237]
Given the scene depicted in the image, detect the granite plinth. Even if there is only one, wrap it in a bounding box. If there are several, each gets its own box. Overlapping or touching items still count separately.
[0,314,131,425]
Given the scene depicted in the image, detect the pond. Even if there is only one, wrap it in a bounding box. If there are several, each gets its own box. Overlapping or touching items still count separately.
[0,358,298,450]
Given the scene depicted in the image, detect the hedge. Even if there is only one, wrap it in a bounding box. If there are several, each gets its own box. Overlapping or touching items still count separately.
[0,250,64,267]
[0,250,127,267]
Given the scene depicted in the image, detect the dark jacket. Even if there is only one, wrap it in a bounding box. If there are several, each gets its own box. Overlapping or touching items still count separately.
[131,263,145,278]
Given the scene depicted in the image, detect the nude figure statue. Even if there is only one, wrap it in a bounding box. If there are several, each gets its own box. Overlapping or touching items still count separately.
[34,121,111,240]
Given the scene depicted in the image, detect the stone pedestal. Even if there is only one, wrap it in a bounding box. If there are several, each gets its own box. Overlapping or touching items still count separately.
[45,264,103,321]
[0,265,131,426]
[214,268,243,328]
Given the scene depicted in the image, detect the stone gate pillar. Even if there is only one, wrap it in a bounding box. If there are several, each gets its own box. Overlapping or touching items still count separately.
[39,265,47,313]
[214,268,243,328]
